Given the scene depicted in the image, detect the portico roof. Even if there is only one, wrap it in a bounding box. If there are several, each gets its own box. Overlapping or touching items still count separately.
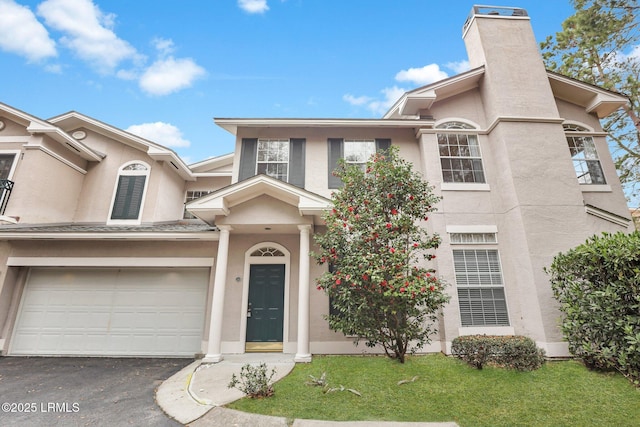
[186,174,332,226]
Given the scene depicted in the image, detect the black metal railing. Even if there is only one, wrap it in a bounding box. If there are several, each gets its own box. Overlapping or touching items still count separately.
[0,179,14,215]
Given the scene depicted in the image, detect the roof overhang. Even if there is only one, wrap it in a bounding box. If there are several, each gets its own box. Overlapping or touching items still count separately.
[49,112,196,181]
[547,72,629,118]
[0,102,103,161]
[214,118,436,136]
[384,66,485,118]
[187,174,331,224]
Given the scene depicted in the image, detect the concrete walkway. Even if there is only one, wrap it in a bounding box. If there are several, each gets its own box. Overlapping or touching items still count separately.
[155,353,459,427]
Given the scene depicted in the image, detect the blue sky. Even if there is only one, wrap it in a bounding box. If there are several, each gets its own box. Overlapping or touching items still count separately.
[0,0,576,164]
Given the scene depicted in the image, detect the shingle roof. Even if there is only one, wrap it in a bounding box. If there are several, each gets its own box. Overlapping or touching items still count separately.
[0,222,218,233]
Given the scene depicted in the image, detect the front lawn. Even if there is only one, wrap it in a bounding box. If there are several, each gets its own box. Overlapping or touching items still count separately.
[227,354,640,427]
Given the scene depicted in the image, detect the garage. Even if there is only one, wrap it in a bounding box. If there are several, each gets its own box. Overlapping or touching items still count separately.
[10,267,209,357]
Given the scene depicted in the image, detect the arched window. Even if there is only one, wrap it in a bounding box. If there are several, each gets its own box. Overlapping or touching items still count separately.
[436,121,485,183]
[563,123,606,185]
[109,161,150,222]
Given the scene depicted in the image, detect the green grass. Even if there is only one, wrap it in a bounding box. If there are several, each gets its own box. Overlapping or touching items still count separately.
[227,354,640,427]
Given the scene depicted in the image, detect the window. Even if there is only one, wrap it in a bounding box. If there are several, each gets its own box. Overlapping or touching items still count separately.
[454,249,509,327]
[238,138,305,187]
[344,139,377,171]
[450,232,497,244]
[109,161,149,223]
[328,138,391,188]
[564,124,606,185]
[437,122,485,183]
[184,190,212,219]
[0,154,16,180]
[257,139,289,181]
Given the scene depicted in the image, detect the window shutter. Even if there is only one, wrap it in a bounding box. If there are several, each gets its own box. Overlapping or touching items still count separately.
[111,175,146,220]
[328,138,344,189]
[375,138,391,153]
[238,138,258,181]
[288,138,306,188]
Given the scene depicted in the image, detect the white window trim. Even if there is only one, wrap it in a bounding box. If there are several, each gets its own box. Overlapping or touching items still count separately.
[343,139,376,168]
[446,225,498,234]
[107,160,151,225]
[441,183,490,191]
[256,138,290,182]
[580,184,612,193]
[0,150,21,181]
[453,248,511,328]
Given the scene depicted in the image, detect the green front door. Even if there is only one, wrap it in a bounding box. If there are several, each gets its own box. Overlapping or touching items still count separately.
[246,264,285,350]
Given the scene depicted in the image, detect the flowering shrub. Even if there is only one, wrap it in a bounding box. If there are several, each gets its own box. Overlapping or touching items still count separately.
[451,335,545,371]
[314,146,449,363]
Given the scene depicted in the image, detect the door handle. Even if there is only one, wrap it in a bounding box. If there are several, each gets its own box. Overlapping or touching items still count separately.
[247,302,252,318]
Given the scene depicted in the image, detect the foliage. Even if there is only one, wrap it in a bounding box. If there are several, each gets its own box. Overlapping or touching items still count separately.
[540,0,640,199]
[547,232,640,386]
[229,354,640,426]
[305,371,361,396]
[227,362,276,398]
[313,146,449,363]
[451,335,546,371]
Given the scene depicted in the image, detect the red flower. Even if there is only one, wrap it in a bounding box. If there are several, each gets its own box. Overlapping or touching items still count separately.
[336,279,342,285]
[429,285,435,291]
[413,243,419,248]
[390,247,396,254]
[400,287,406,293]
[424,216,429,221]
[409,195,414,201]
[348,206,354,212]
[362,274,369,281]
[391,208,398,215]
[386,223,392,229]
[388,193,394,198]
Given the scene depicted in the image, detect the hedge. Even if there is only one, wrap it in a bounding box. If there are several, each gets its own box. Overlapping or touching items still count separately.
[451,335,545,371]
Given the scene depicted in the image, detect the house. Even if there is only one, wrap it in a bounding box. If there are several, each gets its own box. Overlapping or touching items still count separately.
[0,5,632,361]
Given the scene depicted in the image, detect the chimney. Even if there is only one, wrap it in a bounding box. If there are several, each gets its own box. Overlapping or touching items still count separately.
[462,5,560,120]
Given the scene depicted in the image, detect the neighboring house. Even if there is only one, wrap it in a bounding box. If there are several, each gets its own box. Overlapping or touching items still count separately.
[0,5,632,361]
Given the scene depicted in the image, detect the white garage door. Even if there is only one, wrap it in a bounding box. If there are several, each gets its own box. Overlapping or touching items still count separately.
[10,268,209,357]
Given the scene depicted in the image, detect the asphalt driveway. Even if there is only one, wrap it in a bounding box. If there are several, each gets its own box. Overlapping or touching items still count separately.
[0,357,192,426]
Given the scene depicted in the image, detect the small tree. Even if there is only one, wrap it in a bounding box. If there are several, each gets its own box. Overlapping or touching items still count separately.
[314,146,449,363]
[547,232,640,386]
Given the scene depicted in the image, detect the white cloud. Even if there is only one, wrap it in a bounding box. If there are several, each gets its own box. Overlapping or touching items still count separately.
[0,0,56,62]
[366,86,406,115]
[238,0,269,14]
[343,94,373,106]
[37,0,138,73]
[152,37,175,57]
[395,64,448,86]
[139,57,206,96]
[126,122,191,148]
[445,60,471,74]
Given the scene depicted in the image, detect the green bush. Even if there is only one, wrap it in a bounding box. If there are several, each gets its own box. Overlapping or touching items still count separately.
[451,335,545,371]
[547,231,640,386]
[227,362,276,398]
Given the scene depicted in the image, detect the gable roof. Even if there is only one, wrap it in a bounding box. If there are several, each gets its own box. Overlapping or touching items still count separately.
[187,174,331,224]
[189,153,234,176]
[0,102,103,161]
[49,111,196,181]
[546,71,629,118]
[384,66,629,120]
[384,66,486,119]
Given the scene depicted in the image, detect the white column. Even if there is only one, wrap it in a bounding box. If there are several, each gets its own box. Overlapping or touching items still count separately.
[203,225,231,363]
[295,224,312,362]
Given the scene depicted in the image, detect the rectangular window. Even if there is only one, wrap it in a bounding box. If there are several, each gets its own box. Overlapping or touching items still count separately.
[184,190,212,219]
[0,154,16,180]
[567,136,606,184]
[450,232,497,244]
[438,133,485,183]
[256,139,289,181]
[344,139,376,171]
[111,175,146,220]
[454,249,509,327]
